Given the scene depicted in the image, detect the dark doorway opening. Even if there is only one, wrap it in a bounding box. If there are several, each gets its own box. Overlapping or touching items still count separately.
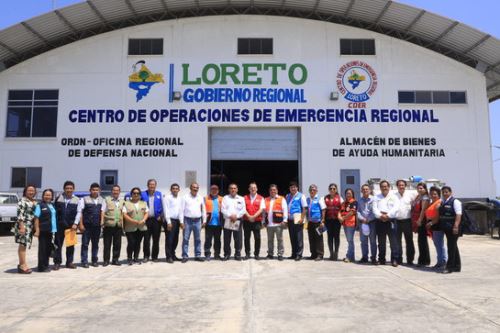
[210,160,299,196]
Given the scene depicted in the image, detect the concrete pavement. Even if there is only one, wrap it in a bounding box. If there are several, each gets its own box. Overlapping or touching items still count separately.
[0,230,500,333]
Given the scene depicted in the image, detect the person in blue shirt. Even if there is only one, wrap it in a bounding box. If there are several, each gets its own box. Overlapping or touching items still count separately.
[357,184,377,264]
[204,184,223,260]
[141,179,164,262]
[34,189,57,272]
[286,181,308,261]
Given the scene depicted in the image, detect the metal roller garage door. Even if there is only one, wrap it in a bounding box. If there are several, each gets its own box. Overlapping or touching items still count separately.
[210,128,299,160]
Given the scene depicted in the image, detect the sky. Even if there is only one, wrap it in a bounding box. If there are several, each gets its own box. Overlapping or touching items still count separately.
[1,0,499,196]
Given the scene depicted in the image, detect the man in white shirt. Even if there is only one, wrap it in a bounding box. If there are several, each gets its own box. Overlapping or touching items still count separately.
[163,183,182,263]
[221,183,247,261]
[395,179,417,265]
[264,184,288,261]
[373,180,400,267]
[180,182,207,263]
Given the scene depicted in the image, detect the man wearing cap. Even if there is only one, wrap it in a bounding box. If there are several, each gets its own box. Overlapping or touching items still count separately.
[204,184,223,261]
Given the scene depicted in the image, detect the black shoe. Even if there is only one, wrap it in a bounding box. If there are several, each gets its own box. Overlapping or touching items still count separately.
[315,257,323,261]
[205,256,211,262]
[222,255,230,261]
[235,255,242,261]
[38,267,51,273]
[181,258,188,263]
[358,258,369,264]
[195,257,205,262]
[379,260,386,265]
[266,255,274,260]
[308,256,316,260]
[127,259,133,266]
[133,259,141,265]
[442,269,452,274]
[288,255,296,260]
[91,262,99,267]
[295,256,302,261]
[166,258,174,264]
[214,255,221,260]
[103,261,110,267]
[152,259,159,263]
[278,255,284,261]
[111,261,121,266]
[391,261,399,267]
[66,263,77,269]
[371,259,379,265]
[407,262,414,266]
[53,263,60,271]
[173,256,181,262]
[82,263,89,268]
[143,258,149,263]
[244,254,250,260]
[255,255,260,261]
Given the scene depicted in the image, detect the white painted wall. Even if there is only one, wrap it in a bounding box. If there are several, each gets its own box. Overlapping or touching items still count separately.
[0,15,495,197]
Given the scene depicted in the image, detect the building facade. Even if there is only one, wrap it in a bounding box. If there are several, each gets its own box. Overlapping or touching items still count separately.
[0,7,497,197]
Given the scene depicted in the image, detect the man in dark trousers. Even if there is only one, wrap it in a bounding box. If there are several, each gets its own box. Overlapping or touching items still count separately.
[54,181,80,270]
[204,184,223,261]
[243,182,265,260]
[286,182,308,261]
[102,185,125,266]
[164,183,182,263]
[78,183,105,268]
[141,179,164,263]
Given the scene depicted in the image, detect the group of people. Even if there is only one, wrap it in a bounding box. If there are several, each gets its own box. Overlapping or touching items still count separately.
[13,179,463,275]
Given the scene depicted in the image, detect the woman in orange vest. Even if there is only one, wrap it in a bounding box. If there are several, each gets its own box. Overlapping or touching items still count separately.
[338,188,357,263]
[425,186,446,270]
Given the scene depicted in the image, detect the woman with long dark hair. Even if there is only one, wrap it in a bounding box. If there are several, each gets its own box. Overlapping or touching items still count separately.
[323,183,343,260]
[34,189,57,272]
[412,183,430,266]
[338,188,357,263]
[14,185,37,274]
[122,187,149,265]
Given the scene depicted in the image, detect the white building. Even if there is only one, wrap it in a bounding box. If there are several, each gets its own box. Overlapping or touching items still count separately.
[0,0,498,198]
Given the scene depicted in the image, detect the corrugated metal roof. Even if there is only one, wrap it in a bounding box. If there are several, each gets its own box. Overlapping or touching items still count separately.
[0,0,499,101]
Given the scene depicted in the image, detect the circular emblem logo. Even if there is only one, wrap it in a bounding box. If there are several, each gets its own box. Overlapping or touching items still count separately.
[336,61,377,103]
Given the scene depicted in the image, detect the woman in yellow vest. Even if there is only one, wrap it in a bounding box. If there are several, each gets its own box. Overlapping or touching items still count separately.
[122,187,149,265]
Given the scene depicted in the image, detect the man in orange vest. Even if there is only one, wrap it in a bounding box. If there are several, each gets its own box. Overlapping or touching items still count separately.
[264,184,288,261]
[243,182,265,260]
[204,184,223,261]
